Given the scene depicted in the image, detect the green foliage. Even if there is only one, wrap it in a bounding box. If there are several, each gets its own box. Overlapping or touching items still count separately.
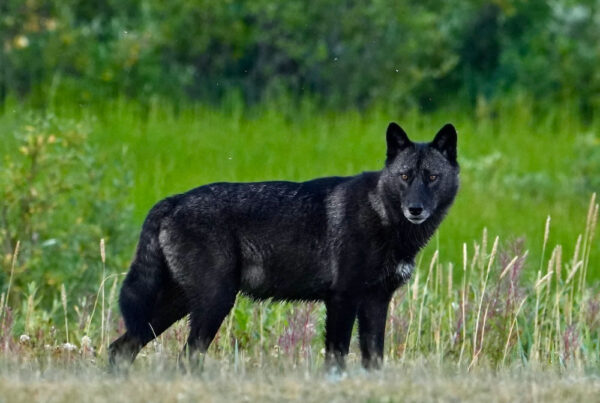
[0,97,596,371]
[574,133,600,194]
[0,199,597,375]
[0,89,596,369]
[1,1,599,385]
[0,114,135,308]
[1,1,600,110]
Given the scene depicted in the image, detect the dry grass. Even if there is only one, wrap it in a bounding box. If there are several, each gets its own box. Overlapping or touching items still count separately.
[1,362,600,403]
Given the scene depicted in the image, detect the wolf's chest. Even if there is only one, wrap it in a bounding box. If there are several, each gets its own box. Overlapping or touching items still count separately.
[365,260,415,289]
[395,262,415,280]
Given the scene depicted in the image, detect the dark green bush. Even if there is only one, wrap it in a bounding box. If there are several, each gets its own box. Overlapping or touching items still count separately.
[1,0,599,111]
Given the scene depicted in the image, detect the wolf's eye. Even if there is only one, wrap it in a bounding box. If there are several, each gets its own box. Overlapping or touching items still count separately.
[429,175,438,182]
[401,174,409,181]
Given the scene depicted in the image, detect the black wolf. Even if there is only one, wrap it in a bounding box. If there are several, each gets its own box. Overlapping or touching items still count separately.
[109,123,459,369]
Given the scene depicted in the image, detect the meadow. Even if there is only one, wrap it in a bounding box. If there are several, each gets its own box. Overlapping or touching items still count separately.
[0,95,599,401]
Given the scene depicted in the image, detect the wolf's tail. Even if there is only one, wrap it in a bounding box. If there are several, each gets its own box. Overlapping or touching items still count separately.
[118,197,175,342]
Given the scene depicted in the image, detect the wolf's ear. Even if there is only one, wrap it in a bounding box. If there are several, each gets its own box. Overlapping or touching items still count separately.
[431,123,457,164]
[386,122,412,161]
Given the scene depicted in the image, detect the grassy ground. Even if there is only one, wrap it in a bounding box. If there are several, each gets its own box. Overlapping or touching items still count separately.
[0,95,599,401]
[2,363,600,403]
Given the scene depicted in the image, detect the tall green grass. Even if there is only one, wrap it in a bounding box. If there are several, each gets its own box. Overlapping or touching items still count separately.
[17,94,595,273]
[0,195,597,373]
[0,95,598,378]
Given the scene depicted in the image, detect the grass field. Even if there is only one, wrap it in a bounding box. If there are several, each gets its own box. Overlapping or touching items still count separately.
[83,97,600,268]
[2,364,600,402]
[118,99,596,262]
[0,95,599,401]
[4,95,596,265]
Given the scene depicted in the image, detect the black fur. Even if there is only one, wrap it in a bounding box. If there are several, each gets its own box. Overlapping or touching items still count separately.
[109,123,459,370]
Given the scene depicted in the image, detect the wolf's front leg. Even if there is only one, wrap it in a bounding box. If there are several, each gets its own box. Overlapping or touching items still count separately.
[357,290,393,369]
[324,296,358,370]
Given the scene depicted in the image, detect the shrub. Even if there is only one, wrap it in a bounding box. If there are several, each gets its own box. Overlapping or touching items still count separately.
[0,114,135,308]
[2,0,600,111]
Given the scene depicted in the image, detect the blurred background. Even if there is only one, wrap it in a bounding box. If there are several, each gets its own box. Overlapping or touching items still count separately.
[0,1,598,314]
[1,0,600,110]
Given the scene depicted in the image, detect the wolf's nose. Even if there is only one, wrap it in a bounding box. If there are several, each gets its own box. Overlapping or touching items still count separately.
[408,206,423,216]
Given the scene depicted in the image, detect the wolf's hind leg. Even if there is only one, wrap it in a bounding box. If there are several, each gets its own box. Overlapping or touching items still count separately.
[177,258,238,370]
[180,294,237,370]
[109,279,189,369]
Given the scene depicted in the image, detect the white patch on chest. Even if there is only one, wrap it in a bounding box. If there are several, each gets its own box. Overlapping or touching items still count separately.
[396,262,415,279]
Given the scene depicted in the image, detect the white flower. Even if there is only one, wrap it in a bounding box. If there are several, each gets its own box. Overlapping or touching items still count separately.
[14,35,29,49]
[19,334,30,344]
[62,342,77,352]
[81,335,92,349]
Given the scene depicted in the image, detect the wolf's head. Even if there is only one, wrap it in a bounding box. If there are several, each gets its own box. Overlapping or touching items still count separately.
[379,123,459,225]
